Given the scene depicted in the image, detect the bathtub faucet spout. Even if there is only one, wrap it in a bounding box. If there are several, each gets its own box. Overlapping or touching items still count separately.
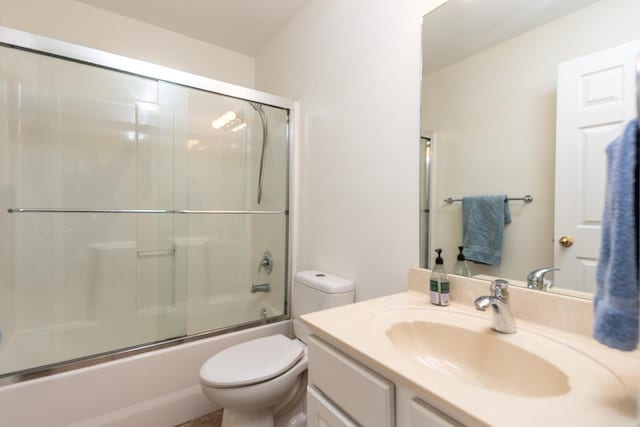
[250,283,271,293]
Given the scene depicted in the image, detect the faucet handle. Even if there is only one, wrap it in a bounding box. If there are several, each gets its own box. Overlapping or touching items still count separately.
[258,251,273,274]
[529,267,558,278]
[527,267,559,290]
[540,268,558,291]
[490,279,510,300]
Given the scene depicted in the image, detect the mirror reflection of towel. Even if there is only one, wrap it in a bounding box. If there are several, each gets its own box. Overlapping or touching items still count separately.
[462,195,511,266]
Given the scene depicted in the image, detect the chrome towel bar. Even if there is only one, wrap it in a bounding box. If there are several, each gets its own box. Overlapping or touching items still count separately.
[176,210,283,215]
[7,208,171,214]
[444,194,533,205]
[137,248,175,258]
[7,208,285,215]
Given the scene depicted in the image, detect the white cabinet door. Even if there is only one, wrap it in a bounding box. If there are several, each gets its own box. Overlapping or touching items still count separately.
[307,386,358,427]
[554,40,640,292]
[410,398,463,427]
[308,336,394,427]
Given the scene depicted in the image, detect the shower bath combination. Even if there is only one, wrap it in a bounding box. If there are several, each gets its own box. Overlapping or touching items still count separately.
[0,26,292,384]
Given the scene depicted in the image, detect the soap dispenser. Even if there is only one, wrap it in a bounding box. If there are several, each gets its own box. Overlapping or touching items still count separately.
[430,249,450,306]
[454,246,471,277]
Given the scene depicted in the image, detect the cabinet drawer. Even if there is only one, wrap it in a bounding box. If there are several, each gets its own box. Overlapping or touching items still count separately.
[308,335,394,427]
[410,398,464,427]
[307,386,358,427]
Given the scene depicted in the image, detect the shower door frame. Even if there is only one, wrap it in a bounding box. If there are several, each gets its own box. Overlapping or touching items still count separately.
[0,26,295,386]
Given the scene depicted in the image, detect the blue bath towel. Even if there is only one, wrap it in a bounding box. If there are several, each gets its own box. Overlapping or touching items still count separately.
[593,119,639,351]
[462,195,511,266]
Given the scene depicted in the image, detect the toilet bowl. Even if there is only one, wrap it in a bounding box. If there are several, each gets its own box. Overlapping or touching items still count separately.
[199,271,355,427]
[200,335,308,427]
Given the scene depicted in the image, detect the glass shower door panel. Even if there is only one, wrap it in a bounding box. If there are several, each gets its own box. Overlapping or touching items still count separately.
[135,102,187,342]
[182,214,287,335]
[161,82,288,334]
[0,44,289,377]
[162,82,289,212]
[0,47,179,375]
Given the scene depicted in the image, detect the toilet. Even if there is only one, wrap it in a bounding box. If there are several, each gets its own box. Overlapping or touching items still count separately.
[199,270,355,427]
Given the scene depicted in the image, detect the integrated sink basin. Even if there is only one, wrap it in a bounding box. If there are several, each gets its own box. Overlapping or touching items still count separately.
[386,320,570,397]
[368,307,623,399]
[301,285,637,427]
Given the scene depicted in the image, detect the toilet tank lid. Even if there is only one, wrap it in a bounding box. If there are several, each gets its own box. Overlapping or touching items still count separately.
[295,270,355,294]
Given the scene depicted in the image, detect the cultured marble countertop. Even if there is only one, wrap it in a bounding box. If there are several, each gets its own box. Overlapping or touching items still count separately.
[300,270,639,427]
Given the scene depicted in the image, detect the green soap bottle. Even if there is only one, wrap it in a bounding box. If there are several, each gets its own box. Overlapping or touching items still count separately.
[430,249,450,306]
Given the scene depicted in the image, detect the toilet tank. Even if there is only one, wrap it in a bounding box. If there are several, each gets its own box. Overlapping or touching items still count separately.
[292,270,355,342]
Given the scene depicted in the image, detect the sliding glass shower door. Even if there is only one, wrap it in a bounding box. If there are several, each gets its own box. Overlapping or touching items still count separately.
[0,43,289,377]
[164,81,288,336]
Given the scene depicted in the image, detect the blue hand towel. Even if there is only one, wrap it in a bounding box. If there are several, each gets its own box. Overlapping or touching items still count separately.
[462,195,511,266]
[593,119,639,351]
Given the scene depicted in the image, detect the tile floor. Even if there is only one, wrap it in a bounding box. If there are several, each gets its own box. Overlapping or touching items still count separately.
[175,409,223,427]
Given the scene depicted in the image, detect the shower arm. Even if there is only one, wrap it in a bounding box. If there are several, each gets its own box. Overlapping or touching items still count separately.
[250,102,268,205]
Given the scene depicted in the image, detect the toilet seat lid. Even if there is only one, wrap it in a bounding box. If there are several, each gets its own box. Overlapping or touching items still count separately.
[200,334,305,388]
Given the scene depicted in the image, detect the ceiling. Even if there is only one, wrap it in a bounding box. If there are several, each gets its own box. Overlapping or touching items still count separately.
[422,0,602,74]
[77,0,311,56]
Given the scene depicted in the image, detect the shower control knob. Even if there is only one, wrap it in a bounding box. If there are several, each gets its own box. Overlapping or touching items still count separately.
[258,251,273,274]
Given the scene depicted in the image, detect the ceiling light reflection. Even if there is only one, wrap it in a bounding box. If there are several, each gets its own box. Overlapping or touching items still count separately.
[212,111,238,129]
[231,122,247,132]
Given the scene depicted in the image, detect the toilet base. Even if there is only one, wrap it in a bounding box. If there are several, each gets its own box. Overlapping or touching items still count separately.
[222,408,273,427]
[219,393,307,427]
[275,404,306,427]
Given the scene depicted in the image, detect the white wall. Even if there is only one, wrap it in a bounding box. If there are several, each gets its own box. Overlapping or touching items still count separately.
[255,0,423,301]
[0,0,255,87]
[422,0,640,280]
[421,0,449,16]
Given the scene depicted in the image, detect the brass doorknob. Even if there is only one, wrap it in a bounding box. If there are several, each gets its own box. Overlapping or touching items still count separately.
[559,236,574,248]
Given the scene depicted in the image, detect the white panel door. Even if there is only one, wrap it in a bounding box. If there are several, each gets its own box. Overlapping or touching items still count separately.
[554,40,640,292]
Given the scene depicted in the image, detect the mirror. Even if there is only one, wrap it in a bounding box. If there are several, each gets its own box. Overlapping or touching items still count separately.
[420,0,640,297]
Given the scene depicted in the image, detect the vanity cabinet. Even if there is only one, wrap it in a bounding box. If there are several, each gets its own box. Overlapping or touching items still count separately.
[409,398,464,427]
[307,335,466,427]
[307,386,358,427]
[307,335,395,427]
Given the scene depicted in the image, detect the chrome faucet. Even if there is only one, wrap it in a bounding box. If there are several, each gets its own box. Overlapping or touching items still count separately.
[250,283,271,293]
[474,279,516,334]
[527,267,558,291]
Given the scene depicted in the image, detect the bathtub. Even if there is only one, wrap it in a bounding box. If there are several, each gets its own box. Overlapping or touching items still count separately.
[0,320,291,426]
